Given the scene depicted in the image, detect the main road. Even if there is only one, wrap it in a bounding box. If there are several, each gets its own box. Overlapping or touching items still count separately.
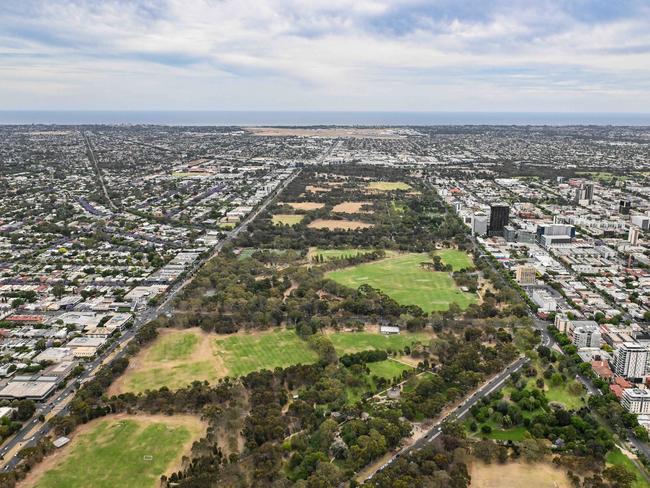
[366,355,530,481]
[0,166,302,471]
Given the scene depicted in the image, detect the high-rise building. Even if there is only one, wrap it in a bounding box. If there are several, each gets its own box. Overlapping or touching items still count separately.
[613,342,649,380]
[619,199,631,215]
[515,265,537,285]
[574,182,595,205]
[629,226,640,245]
[488,205,510,236]
[471,213,488,236]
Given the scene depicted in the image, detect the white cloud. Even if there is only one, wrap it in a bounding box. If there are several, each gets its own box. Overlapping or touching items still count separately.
[0,0,648,111]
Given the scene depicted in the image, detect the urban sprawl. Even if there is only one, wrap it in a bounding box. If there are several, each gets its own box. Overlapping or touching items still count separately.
[0,124,649,487]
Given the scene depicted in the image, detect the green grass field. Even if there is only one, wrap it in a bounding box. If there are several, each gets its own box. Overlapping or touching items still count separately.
[434,249,474,271]
[214,329,319,377]
[367,181,412,191]
[606,448,648,488]
[149,332,199,361]
[311,248,374,261]
[272,214,304,226]
[328,331,430,355]
[367,359,412,379]
[33,417,201,488]
[123,361,219,393]
[325,253,476,312]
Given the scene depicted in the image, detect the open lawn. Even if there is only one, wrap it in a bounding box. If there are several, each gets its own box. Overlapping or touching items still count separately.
[367,181,412,191]
[434,249,474,271]
[545,383,586,410]
[110,329,224,394]
[325,253,477,312]
[214,329,319,377]
[24,415,205,488]
[113,328,322,393]
[272,214,304,226]
[366,359,412,379]
[606,448,648,488]
[469,461,571,488]
[328,330,431,355]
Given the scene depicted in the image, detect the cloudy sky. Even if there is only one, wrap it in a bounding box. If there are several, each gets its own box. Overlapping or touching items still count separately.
[1,0,649,112]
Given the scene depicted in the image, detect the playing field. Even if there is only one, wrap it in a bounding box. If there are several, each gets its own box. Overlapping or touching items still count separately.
[214,329,319,377]
[325,253,476,312]
[469,461,571,488]
[272,214,304,226]
[367,181,412,191]
[328,330,431,355]
[113,328,323,393]
[332,201,373,213]
[25,415,205,488]
[366,359,412,379]
[434,249,474,271]
[110,329,224,394]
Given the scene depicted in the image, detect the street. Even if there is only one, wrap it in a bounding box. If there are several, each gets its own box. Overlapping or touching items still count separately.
[0,167,302,471]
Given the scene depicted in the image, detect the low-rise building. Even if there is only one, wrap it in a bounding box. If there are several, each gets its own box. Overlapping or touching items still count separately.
[622,388,650,414]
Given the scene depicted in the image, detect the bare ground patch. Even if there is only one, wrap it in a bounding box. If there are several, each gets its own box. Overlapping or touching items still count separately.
[281,202,325,210]
[469,461,571,488]
[305,185,331,193]
[332,201,373,214]
[307,219,374,230]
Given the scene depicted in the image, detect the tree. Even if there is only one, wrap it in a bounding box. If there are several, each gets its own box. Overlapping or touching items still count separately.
[14,400,35,421]
[603,464,637,488]
[52,284,66,299]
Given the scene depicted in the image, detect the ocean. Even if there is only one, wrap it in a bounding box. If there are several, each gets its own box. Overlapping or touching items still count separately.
[0,111,649,126]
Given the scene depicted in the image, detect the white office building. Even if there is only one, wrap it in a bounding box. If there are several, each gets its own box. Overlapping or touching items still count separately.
[622,388,650,414]
[571,324,601,349]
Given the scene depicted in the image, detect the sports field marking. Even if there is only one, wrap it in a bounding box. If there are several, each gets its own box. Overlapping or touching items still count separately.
[20,414,205,488]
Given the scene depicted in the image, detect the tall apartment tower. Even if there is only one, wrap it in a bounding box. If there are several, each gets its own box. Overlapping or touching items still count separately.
[574,182,595,205]
[613,342,649,380]
[620,199,632,215]
[488,204,510,237]
[629,226,640,245]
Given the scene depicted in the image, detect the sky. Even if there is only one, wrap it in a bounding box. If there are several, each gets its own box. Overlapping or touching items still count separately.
[0,0,649,112]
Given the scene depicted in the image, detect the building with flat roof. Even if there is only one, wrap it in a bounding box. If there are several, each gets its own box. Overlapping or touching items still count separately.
[488,205,510,237]
[570,323,601,349]
[0,377,58,400]
[622,388,650,414]
[515,265,537,286]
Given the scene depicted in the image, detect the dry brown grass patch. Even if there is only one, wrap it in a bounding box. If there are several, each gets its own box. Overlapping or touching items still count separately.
[282,202,325,210]
[332,201,373,214]
[307,219,374,230]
